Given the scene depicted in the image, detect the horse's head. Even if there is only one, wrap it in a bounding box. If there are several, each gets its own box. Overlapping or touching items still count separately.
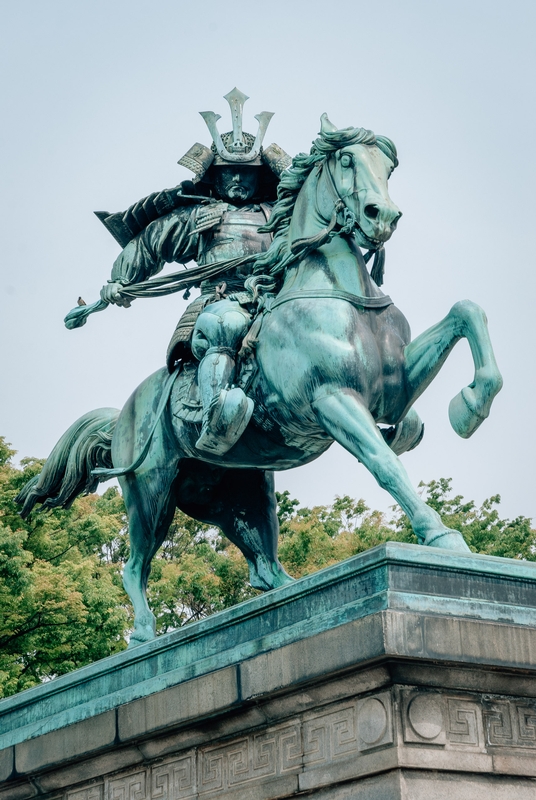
[316,114,401,249]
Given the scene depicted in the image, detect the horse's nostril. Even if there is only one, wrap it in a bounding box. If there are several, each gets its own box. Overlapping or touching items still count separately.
[364,204,379,220]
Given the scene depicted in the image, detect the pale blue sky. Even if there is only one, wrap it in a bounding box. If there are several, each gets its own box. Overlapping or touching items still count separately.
[1,0,535,520]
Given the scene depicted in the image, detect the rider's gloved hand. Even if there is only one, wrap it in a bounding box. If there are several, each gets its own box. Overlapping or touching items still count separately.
[100,281,131,308]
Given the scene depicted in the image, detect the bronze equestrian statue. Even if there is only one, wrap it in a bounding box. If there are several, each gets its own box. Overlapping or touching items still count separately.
[17,92,503,646]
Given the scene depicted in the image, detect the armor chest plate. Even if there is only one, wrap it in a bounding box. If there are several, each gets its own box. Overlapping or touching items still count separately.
[200,207,272,266]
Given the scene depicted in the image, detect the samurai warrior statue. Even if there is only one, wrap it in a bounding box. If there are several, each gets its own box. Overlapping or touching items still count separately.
[94,89,291,456]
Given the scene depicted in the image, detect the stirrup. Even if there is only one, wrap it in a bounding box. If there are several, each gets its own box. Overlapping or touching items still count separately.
[196,388,254,456]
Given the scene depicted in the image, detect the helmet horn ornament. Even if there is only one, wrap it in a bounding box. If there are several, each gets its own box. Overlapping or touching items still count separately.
[200,87,274,164]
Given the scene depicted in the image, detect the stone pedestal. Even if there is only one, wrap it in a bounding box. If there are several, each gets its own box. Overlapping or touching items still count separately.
[1,543,536,799]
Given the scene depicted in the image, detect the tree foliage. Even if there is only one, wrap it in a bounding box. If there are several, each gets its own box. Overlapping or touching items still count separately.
[0,437,128,697]
[0,436,534,698]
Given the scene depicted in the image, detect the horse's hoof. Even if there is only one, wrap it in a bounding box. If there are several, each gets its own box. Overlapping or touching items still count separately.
[249,560,295,591]
[128,619,156,648]
[423,529,471,552]
[128,631,156,648]
[272,570,295,588]
[448,388,486,439]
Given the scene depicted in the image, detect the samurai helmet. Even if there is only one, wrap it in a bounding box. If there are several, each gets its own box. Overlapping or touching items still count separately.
[178,88,291,184]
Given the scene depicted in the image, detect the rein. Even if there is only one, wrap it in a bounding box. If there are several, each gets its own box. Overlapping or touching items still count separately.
[64,253,256,330]
[289,198,346,257]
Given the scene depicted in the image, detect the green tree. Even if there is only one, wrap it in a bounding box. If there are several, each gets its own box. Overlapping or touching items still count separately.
[393,478,536,560]
[275,481,536,579]
[0,437,259,695]
[0,438,129,697]
[147,516,258,632]
[1,436,534,699]
[276,491,411,577]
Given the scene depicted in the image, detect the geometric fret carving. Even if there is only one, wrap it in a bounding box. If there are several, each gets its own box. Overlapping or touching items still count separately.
[447,698,479,745]
[57,691,395,800]
[151,754,196,800]
[484,702,514,745]
[482,700,536,749]
[106,772,147,800]
[57,688,536,800]
[302,705,358,764]
[517,706,536,746]
[198,723,301,793]
[67,788,103,800]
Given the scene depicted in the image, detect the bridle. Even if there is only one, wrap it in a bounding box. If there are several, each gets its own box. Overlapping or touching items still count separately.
[322,155,360,235]
[289,152,387,285]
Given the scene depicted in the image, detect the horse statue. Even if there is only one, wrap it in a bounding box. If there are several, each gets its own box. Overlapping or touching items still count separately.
[16,115,503,646]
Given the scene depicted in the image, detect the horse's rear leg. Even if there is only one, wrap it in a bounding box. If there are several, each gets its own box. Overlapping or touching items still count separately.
[403,300,503,438]
[178,466,293,590]
[120,464,178,646]
[313,389,470,551]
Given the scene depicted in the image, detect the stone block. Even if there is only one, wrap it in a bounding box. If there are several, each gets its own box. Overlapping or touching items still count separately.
[298,746,398,792]
[399,745,494,773]
[308,771,402,799]
[15,710,116,774]
[240,614,384,699]
[64,787,103,800]
[0,746,14,782]
[118,665,238,741]
[492,753,536,777]
[196,774,299,800]
[138,705,267,760]
[400,768,536,799]
[0,784,36,800]
[260,666,390,724]
[390,661,536,697]
[386,609,536,669]
[3,546,536,800]
[34,747,143,793]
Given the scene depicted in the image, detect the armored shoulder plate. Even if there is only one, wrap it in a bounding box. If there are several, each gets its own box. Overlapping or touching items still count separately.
[95,188,215,249]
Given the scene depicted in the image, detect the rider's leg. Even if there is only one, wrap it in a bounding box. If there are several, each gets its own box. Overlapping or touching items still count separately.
[192,301,254,455]
[403,300,503,438]
[312,388,470,551]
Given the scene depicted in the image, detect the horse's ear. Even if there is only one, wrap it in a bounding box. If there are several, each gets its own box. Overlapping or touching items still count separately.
[320,113,338,135]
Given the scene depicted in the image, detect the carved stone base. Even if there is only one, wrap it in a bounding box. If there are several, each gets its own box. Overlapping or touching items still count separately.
[1,543,536,799]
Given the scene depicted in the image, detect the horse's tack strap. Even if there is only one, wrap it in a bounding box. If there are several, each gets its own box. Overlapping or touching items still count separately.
[268,289,393,312]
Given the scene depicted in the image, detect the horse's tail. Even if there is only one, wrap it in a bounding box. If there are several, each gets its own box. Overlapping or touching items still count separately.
[15,408,120,518]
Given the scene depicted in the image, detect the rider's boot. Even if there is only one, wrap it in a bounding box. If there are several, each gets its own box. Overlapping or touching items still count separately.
[195,350,253,456]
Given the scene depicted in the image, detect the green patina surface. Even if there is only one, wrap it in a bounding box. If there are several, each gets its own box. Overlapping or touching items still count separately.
[1,542,535,751]
[15,95,504,647]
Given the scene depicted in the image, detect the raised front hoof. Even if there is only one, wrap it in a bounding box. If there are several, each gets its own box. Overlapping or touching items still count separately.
[423,529,471,552]
[448,388,487,439]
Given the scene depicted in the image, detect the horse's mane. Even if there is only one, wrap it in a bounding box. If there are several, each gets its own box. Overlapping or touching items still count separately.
[251,123,398,281]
